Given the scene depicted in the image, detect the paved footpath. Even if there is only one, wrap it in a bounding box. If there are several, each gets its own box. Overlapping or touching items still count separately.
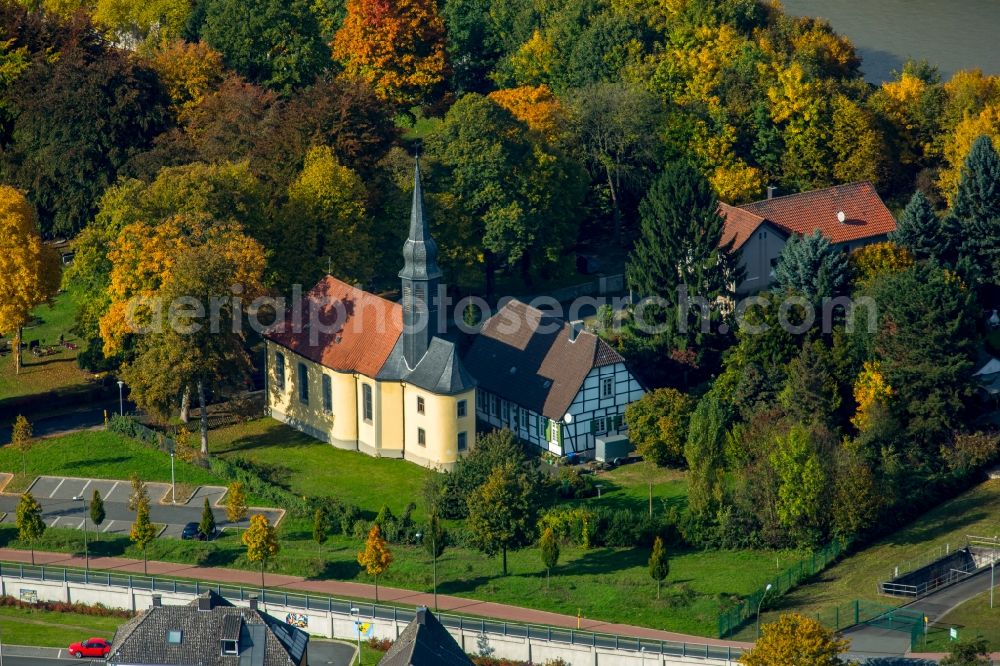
[0,548,749,650]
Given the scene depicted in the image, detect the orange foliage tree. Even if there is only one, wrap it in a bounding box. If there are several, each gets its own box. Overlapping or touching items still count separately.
[357,524,393,600]
[150,40,226,113]
[852,361,893,432]
[487,85,568,143]
[332,0,449,109]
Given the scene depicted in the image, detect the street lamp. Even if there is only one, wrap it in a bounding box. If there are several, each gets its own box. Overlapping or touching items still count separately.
[72,496,89,574]
[350,607,361,666]
[755,583,773,641]
[415,531,438,611]
[117,380,125,416]
[170,452,176,503]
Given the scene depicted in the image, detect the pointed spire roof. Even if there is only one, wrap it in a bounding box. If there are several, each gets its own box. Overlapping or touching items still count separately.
[400,159,443,281]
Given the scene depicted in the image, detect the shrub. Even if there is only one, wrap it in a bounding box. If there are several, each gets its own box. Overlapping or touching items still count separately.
[207,456,309,516]
[0,594,134,618]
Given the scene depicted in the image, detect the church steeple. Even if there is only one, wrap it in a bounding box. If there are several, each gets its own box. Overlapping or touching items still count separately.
[399,159,441,367]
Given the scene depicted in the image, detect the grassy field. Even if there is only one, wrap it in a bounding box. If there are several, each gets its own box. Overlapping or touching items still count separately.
[0,605,125,647]
[922,588,1000,650]
[0,288,91,402]
[733,479,1000,639]
[0,430,226,494]
[210,419,433,519]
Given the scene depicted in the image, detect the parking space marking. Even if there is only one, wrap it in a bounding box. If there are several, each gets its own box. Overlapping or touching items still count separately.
[48,478,66,499]
[78,479,91,499]
[49,516,60,527]
[107,481,120,502]
[102,520,115,533]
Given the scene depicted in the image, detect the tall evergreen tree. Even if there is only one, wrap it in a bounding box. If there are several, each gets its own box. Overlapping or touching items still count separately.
[684,392,730,520]
[626,162,740,341]
[891,191,959,265]
[954,135,1000,283]
[773,231,849,302]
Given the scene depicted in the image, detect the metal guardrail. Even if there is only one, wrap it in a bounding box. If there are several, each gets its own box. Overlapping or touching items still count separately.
[877,557,980,597]
[0,562,742,662]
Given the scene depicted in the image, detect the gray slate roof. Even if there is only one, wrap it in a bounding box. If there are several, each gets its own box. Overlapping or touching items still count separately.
[378,336,477,395]
[107,593,307,666]
[378,608,472,666]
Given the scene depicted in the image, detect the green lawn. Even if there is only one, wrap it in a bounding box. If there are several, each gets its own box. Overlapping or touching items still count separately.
[0,287,91,402]
[0,430,226,494]
[733,479,1000,639]
[210,419,433,520]
[922,588,1000,650]
[0,605,125,647]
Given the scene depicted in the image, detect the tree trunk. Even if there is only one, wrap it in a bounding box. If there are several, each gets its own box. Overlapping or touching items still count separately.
[14,326,21,375]
[648,481,653,518]
[502,547,508,577]
[30,544,34,565]
[180,387,190,423]
[198,380,209,456]
[606,169,621,245]
[657,579,661,600]
[375,574,379,602]
[546,567,550,590]
[261,561,265,598]
[143,547,147,575]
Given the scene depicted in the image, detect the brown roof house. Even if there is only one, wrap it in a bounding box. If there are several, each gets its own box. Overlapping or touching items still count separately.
[378,608,472,666]
[719,181,897,294]
[464,300,645,458]
[106,592,308,666]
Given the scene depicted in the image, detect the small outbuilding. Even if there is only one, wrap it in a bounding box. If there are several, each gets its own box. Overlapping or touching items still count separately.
[595,434,631,463]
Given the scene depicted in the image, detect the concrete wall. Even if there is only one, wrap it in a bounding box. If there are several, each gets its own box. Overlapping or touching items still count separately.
[0,575,736,666]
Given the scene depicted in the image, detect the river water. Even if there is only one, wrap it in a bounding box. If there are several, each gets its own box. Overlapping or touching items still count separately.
[781,0,1000,83]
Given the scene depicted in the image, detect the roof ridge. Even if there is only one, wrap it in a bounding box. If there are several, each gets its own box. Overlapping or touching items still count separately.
[743,180,874,208]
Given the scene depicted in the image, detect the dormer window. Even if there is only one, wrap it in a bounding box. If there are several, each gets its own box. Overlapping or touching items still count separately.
[221,640,238,655]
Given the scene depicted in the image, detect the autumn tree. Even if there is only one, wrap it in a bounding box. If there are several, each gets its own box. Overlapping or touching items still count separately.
[624,389,693,467]
[129,496,157,574]
[851,361,892,432]
[739,614,848,666]
[93,0,193,48]
[648,535,669,599]
[488,85,568,144]
[773,231,849,302]
[357,524,392,601]
[127,473,148,512]
[11,415,32,477]
[466,460,539,576]
[225,482,248,530]
[243,514,280,593]
[15,492,44,565]
[198,0,330,94]
[333,0,449,109]
[199,498,216,539]
[279,145,374,286]
[0,187,61,374]
[539,526,559,589]
[90,489,106,541]
[849,242,914,292]
[149,40,225,113]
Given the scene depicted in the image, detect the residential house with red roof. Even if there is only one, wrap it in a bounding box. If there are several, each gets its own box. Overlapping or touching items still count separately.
[720,181,897,294]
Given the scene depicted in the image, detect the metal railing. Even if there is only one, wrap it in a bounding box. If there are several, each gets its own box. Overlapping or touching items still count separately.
[877,557,980,597]
[0,561,742,663]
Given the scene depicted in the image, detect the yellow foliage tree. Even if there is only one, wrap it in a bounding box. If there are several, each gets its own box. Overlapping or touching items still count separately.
[93,0,193,49]
[332,0,449,108]
[488,85,568,143]
[0,186,61,375]
[739,613,849,666]
[503,30,556,88]
[243,514,280,593]
[357,524,392,601]
[850,242,914,291]
[938,104,1000,204]
[852,361,893,432]
[150,40,225,113]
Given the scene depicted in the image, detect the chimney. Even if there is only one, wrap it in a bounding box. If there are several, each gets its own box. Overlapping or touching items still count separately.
[568,320,585,343]
[837,211,847,224]
[151,595,162,608]
[198,592,212,612]
[248,594,259,611]
[415,607,427,625]
[767,185,777,200]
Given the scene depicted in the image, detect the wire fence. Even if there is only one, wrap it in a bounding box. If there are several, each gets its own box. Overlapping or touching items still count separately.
[717,541,844,638]
[0,561,743,663]
[814,599,924,650]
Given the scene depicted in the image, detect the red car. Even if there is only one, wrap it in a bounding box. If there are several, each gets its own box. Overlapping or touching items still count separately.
[68,638,110,659]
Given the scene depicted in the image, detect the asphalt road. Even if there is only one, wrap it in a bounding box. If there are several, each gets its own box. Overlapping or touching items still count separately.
[0,401,130,445]
[0,476,282,539]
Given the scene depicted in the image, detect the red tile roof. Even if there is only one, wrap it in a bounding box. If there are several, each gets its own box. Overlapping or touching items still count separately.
[720,181,897,250]
[264,276,402,378]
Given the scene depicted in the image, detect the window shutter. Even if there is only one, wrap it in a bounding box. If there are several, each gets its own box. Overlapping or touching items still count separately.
[614,414,623,430]
[556,424,563,445]
[545,420,551,441]
[590,419,598,434]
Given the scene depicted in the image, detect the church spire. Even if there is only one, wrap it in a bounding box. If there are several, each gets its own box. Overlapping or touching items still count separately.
[399,159,442,367]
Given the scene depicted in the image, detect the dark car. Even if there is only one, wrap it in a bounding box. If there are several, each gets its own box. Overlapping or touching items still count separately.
[180,522,204,541]
[68,638,110,658]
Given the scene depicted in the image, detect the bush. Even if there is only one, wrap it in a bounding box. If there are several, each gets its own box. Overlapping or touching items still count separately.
[207,456,309,516]
[555,467,596,499]
[0,594,133,618]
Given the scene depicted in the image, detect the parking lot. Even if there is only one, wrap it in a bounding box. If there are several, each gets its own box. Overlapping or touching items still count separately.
[0,476,283,539]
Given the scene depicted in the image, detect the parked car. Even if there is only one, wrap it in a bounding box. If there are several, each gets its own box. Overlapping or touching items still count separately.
[181,521,216,541]
[68,638,110,658]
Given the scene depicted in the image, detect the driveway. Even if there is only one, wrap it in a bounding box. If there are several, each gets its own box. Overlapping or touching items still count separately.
[0,475,283,539]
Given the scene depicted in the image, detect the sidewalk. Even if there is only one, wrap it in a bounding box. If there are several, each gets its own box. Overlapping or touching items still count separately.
[0,547,749,649]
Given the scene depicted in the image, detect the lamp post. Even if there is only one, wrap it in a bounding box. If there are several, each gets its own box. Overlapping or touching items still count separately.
[117,380,125,416]
[170,452,176,503]
[72,496,89,574]
[416,531,438,611]
[755,583,773,641]
[350,607,361,666]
